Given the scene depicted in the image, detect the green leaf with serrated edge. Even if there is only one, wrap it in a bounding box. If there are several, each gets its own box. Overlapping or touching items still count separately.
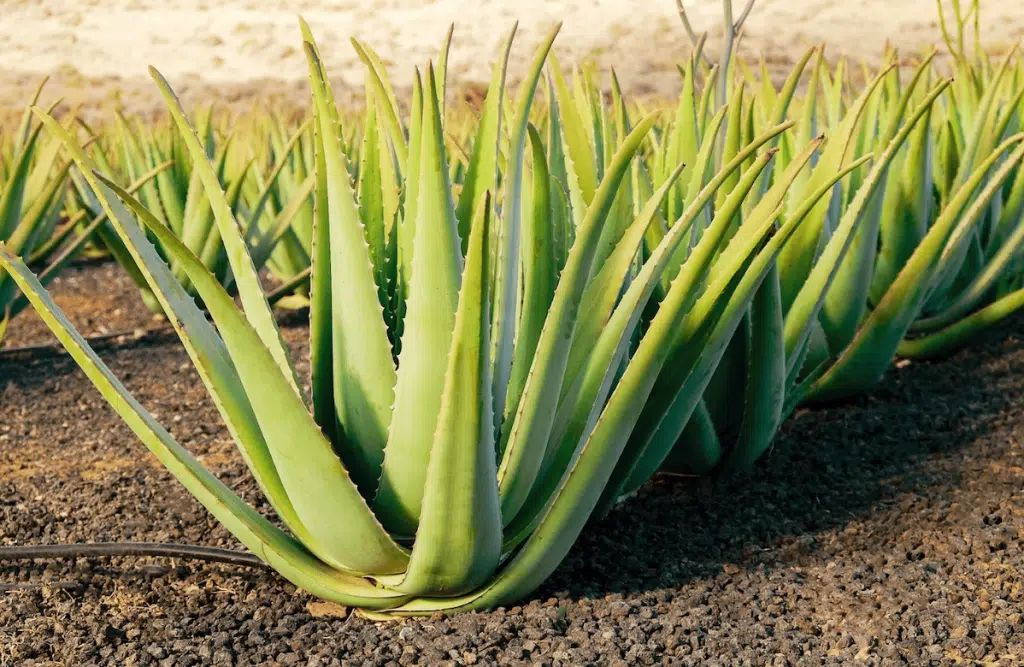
[31,109,357,574]
[29,160,169,270]
[200,160,252,285]
[921,166,1024,330]
[99,172,410,575]
[899,286,1024,359]
[0,124,43,241]
[305,66,338,445]
[389,193,501,596]
[624,151,787,485]
[1,160,71,270]
[869,101,934,304]
[501,161,719,552]
[926,104,1024,312]
[810,137,1024,401]
[496,113,656,525]
[501,125,557,437]
[557,163,686,414]
[783,80,951,372]
[490,25,560,441]
[0,248,409,610]
[819,69,945,352]
[455,25,514,254]
[150,68,302,397]
[665,59,699,225]
[394,73,425,355]
[358,85,389,314]
[435,24,454,115]
[374,67,464,537]
[68,170,152,296]
[717,262,784,471]
[716,85,746,210]
[952,49,1016,185]
[549,50,596,205]
[661,107,727,289]
[349,38,408,170]
[306,43,399,496]
[758,46,818,194]
[778,65,894,311]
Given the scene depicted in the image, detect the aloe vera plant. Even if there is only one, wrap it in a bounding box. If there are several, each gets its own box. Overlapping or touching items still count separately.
[0,83,95,343]
[646,0,1024,472]
[0,22,807,613]
[69,107,313,312]
[806,11,1024,400]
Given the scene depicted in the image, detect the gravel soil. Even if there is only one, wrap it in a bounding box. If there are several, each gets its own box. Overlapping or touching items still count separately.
[1,261,1024,666]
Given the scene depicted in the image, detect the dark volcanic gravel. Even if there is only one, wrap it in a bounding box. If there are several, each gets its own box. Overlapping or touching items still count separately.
[2,261,1024,666]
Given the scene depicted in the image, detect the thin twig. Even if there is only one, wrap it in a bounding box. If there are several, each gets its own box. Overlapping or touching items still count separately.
[0,543,269,570]
[0,326,175,359]
[734,0,756,31]
[675,0,712,66]
[0,581,82,593]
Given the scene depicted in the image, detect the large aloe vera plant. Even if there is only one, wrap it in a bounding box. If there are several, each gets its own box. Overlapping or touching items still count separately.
[0,23,813,613]
[647,0,1024,474]
[805,32,1024,401]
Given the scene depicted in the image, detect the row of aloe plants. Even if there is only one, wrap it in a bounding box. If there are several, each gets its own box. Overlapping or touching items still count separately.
[1,2,1023,615]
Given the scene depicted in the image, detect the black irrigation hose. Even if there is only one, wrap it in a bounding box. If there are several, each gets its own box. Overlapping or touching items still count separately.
[0,326,176,359]
[0,543,269,570]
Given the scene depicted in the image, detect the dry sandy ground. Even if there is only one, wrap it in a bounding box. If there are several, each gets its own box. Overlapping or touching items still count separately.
[1,0,1024,116]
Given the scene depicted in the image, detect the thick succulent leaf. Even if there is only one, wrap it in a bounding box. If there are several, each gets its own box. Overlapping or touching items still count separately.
[306,64,338,444]
[899,286,1024,358]
[537,163,688,491]
[501,125,557,435]
[490,25,560,438]
[435,24,454,113]
[394,193,501,596]
[0,248,409,610]
[454,25,515,253]
[818,79,951,353]
[496,113,657,525]
[358,88,390,313]
[718,263,785,471]
[394,74,425,355]
[348,37,408,169]
[305,42,398,493]
[869,103,934,303]
[150,68,302,397]
[375,68,464,536]
[0,123,43,241]
[404,171,804,616]
[778,65,894,309]
[559,163,686,411]
[32,112,323,556]
[549,50,597,205]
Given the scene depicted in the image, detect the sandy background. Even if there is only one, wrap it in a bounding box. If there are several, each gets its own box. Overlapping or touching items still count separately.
[2,0,1024,118]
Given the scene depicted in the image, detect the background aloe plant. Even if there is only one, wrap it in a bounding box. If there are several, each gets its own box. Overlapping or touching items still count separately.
[66,107,314,312]
[0,82,94,343]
